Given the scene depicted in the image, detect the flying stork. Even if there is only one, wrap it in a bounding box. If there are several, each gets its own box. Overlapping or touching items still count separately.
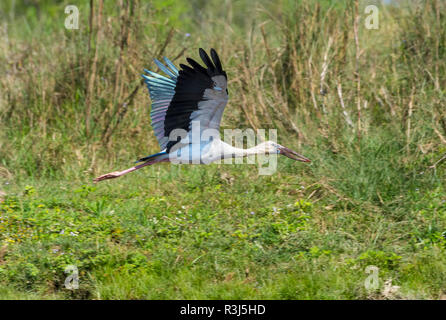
[94,48,310,182]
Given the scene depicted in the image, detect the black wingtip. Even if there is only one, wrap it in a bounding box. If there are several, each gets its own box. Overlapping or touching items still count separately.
[210,48,223,73]
[179,63,195,73]
[199,48,216,72]
[189,48,226,78]
[186,57,208,74]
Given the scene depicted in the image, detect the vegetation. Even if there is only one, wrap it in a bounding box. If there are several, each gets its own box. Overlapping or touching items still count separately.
[0,0,445,299]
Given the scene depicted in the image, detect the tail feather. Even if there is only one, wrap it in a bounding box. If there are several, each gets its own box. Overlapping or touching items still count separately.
[135,151,167,163]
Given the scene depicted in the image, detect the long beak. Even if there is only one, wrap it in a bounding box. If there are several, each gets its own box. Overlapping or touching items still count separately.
[278,146,311,163]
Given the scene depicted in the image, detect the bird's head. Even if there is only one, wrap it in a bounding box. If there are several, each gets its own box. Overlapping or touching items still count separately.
[262,141,311,163]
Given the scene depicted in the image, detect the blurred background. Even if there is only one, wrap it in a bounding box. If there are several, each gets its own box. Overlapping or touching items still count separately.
[0,0,445,299]
[1,0,444,179]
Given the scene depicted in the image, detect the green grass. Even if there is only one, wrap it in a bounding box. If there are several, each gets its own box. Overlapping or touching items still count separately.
[1,147,445,299]
[0,0,446,299]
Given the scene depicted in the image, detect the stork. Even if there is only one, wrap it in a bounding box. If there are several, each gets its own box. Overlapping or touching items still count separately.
[94,48,310,182]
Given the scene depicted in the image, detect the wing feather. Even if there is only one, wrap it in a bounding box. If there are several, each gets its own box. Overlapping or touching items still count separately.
[143,49,228,152]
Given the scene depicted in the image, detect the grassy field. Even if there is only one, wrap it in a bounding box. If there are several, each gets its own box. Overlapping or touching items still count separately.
[0,0,445,299]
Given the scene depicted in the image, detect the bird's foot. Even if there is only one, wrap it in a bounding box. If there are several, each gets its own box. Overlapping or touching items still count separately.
[93,171,122,183]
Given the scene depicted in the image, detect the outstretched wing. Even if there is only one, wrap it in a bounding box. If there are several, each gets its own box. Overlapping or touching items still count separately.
[142,57,179,150]
[142,48,228,152]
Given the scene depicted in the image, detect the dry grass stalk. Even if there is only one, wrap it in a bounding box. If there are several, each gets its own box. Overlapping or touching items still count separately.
[319,36,333,97]
[406,86,415,153]
[353,0,361,141]
[337,82,353,128]
[85,0,103,137]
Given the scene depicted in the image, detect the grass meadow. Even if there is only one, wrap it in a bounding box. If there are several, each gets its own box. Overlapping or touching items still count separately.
[0,0,445,299]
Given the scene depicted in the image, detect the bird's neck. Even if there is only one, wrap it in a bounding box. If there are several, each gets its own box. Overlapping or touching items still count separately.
[222,142,270,158]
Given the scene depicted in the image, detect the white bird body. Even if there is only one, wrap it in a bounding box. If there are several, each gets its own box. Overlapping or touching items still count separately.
[94,49,309,182]
[169,138,277,164]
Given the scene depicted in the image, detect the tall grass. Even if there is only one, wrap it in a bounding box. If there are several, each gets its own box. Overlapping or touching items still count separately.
[0,0,444,180]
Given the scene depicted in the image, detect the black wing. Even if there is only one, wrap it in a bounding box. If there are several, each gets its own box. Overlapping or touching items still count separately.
[164,48,228,152]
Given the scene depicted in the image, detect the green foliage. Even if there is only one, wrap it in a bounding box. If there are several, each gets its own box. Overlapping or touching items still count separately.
[358,250,402,271]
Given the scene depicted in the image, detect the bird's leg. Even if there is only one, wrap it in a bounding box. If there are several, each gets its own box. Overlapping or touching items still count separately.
[93,162,151,183]
[93,159,167,183]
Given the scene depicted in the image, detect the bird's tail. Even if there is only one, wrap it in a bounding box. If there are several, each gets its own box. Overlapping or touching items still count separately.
[135,151,167,163]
